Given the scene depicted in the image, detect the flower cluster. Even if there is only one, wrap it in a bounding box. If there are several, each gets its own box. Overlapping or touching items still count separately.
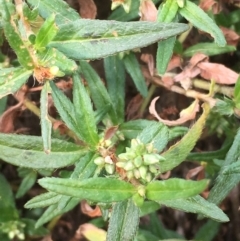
[116,139,165,182]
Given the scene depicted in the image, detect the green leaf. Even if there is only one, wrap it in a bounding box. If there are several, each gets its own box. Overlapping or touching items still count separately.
[72,73,99,146]
[134,230,159,241]
[40,82,52,153]
[0,133,87,169]
[222,160,240,174]
[146,178,208,201]
[234,76,240,108]
[157,0,179,23]
[35,197,80,228]
[107,199,140,241]
[49,19,189,60]
[183,43,236,57]
[21,218,49,237]
[188,138,231,161]
[24,192,61,209]
[157,36,176,74]
[79,61,118,124]
[0,0,15,21]
[49,81,84,140]
[108,0,161,21]
[26,153,97,227]
[161,103,210,173]
[123,53,148,97]
[139,201,160,217]
[138,122,169,153]
[179,0,226,46]
[159,195,229,222]
[0,174,19,222]
[119,120,155,140]
[35,14,58,50]
[22,2,38,21]
[2,21,35,69]
[0,67,32,98]
[0,96,7,114]
[207,129,240,205]
[37,47,77,74]
[39,177,136,203]
[27,0,80,26]
[194,220,220,241]
[16,171,37,198]
[168,126,188,141]
[156,0,178,74]
[104,55,125,122]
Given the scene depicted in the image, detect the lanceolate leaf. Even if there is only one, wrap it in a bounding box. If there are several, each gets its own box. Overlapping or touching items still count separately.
[2,21,35,69]
[183,43,236,57]
[146,179,208,201]
[107,199,140,241]
[104,55,125,122]
[123,53,148,97]
[138,122,169,153]
[72,73,99,146]
[40,82,52,153]
[207,129,240,205]
[37,47,78,74]
[26,153,97,227]
[35,197,80,228]
[159,195,229,222]
[160,103,210,173]
[0,67,32,98]
[79,61,118,125]
[49,19,189,60]
[0,174,19,222]
[35,14,58,50]
[156,0,178,74]
[27,0,80,26]
[49,81,86,141]
[0,134,88,169]
[179,0,226,46]
[38,177,136,202]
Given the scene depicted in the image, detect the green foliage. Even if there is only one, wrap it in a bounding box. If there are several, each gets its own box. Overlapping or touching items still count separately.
[0,0,239,240]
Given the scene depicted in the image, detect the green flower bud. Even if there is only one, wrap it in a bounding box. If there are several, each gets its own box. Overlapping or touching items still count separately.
[145,173,152,182]
[134,169,141,179]
[116,162,126,168]
[105,164,115,174]
[143,154,160,165]
[94,157,105,166]
[133,156,143,167]
[124,161,135,171]
[131,138,139,149]
[146,142,155,153]
[135,143,146,155]
[149,164,158,174]
[137,185,146,197]
[105,155,113,164]
[139,166,147,179]
[126,170,134,179]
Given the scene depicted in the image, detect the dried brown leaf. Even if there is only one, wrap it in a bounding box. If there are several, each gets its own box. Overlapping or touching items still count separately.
[104,126,118,140]
[199,0,222,14]
[140,53,155,76]
[149,97,199,126]
[72,223,106,241]
[220,26,240,47]
[0,102,23,133]
[78,0,97,19]
[198,62,239,84]
[81,200,102,218]
[139,0,157,21]
[174,53,208,85]
[186,166,205,180]
[126,94,143,120]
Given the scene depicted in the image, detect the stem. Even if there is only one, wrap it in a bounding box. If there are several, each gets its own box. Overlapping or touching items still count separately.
[23,98,80,141]
[139,84,156,117]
